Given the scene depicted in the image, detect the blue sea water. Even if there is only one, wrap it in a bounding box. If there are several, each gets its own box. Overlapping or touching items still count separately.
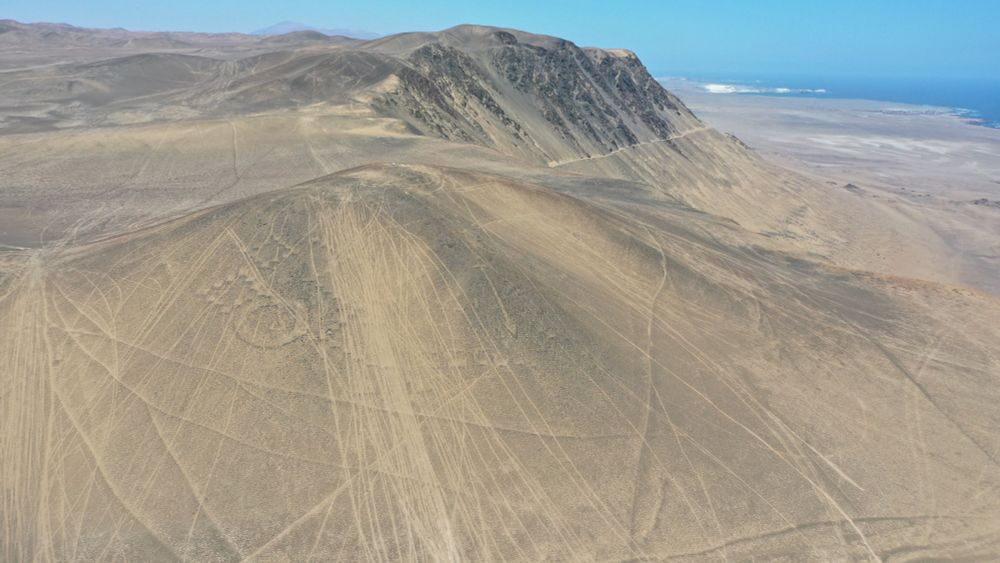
[674,73,1000,129]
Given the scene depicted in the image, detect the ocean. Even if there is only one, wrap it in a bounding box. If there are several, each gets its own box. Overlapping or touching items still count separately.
[666,73,1000,129]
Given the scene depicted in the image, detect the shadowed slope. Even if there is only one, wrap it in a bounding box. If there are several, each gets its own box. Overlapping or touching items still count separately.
[3,165,999,561]
[368,26,703,165]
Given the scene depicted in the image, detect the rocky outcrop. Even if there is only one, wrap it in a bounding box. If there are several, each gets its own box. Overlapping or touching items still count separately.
[374,43,526,146]
[373,27,702,163]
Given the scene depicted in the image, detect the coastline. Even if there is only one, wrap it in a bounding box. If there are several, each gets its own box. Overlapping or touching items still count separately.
[661,77,1000,294]
[659,77,1000,200]
[658,75,1000,130]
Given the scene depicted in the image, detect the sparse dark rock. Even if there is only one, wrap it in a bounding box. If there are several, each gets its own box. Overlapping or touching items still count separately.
[972,198,1000,208]
[372,30,698,161]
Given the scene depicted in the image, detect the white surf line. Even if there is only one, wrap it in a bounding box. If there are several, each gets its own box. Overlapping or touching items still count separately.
[547,126,710,167]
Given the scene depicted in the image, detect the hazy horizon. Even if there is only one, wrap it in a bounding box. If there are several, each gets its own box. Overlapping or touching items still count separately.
[6,0,999,80]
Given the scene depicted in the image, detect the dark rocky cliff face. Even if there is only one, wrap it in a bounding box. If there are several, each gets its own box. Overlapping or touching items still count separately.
[373,29,702,162]
[584,48,689,136]
[375,43,525,146]
[491,40,641,151]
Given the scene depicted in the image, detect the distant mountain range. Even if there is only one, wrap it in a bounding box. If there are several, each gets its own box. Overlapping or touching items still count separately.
[251,20,379,39]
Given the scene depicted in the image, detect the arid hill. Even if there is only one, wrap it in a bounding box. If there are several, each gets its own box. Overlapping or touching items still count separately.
[1,21,999,562]
[4,23,977,291]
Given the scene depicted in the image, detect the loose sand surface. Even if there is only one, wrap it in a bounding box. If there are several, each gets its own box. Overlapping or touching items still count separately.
[2,22,999,561]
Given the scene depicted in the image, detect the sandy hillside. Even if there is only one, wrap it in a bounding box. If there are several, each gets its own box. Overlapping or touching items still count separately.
[1,21,999,562]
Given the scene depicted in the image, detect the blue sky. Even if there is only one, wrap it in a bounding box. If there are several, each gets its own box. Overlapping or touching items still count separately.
[5,0,999,79]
